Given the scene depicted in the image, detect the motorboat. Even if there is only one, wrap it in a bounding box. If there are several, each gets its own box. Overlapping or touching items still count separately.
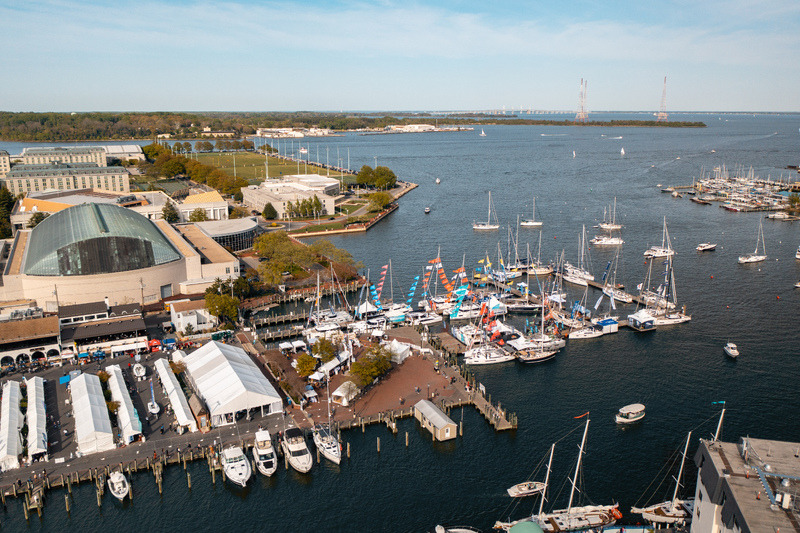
[738,219,767,264]
[281,427,313,473]
[253,429,278,477]
[615,403,645,424]
[589,235,624,246]
[514,348,557,363]
[507,480,546,498]
[796,245,800,260]
[464,343,515,365]
[221,446,252,487]
[312,424,342,465]
[424,207,431,214]
[696,243,717,252]
[107,471,130,501]
[435,177,441,184]
[724,342,739,358]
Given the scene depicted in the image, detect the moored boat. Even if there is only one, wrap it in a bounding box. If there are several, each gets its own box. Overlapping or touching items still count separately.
[221,446,252,487]
[738,220,767,264]
[615,403,645,424]
[696,243,717,252]
[107,471,130,501]
[507,480,546,498]
[724,342,739,358]
[473,191,500,231]
[464,343,515,365]
[281,427,313,473]
[253,429,278,477]
[312,423,342,465]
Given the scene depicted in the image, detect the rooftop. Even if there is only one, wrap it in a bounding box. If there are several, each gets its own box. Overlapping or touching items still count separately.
[6,163,128,178]
[0,316,59,343]
[59,301,108,319]
[175,224,236,264]
[60,316,147,343]
[22,146,105,155]
[194,217,259,237]
[183,190,225,204]
[171,300,207,313]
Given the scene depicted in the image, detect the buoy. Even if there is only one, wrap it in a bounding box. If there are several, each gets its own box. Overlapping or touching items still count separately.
[777,296,780,299]
[757,491,761,500]
[710,275,714,279]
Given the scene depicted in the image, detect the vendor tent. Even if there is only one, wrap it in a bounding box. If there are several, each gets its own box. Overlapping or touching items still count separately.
[25,376,48,462]
[331,381,359,407]
[386,339,411,364]
[355,300,378,317]
[70,373,115,455]
[154,359,197,433]
[0,381,23,471]
[183,341,282,427]
[106,365,142,444]
[319,351,352,377]
[291,340,307,352]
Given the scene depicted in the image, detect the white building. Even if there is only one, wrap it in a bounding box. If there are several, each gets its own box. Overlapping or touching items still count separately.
[25,376,48,462]
[70,373,115,456]
[106,365,143,444]
[170,299,217,334]
[21,146,107,167]
[241,174,339,219]
[153,358,197,433]
[183,341,282,427]
[0,381,23,471]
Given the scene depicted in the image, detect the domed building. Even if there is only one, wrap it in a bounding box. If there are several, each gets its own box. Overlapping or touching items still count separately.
[0,203,240,307]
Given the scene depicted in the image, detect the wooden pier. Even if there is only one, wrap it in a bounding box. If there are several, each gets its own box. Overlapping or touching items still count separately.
[252,310,309,328]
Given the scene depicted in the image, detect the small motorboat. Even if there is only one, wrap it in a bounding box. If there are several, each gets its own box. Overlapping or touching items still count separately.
[696,243,717,252]
[507,480,546,498]
[253,429,278,477]
[435,177,441,184]
[107,471,130,501]
[221,446,252,487]
[724,342,739,358]
[424,207,431,214]
[616,403,646,424]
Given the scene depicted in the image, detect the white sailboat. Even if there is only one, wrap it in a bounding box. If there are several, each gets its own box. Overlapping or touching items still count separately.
[651,256,691,325]
[473,191,500,231]
[507,444,554,498]
[495,417,621,531]
[738,219,767,264]
[312,380,342,465]
[620,147,625,156]
[631,432,695,525]
[520,197,543,228]
[562,226,594,286]
[644,217,675,258]
[479,129,487,137]
[601,251,633,304]
[598,197,623,231]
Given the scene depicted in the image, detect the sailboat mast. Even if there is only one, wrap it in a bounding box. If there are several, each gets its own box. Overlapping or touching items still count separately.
[487,192,492,225]
[713,403,726,442]
[671,431,692,511]
[538,443,556,517]
[567,417,590,513]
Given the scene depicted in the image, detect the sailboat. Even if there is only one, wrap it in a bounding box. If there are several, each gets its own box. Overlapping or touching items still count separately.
[631,432,695,525]
[601,251,633,304]
[507,443,554,498]
[147,379,160,415]
[520,197,543,228]
[620,147,625,156]
[479,129,487,137]
[495,416,621,531]
[738,219,767,264]
[597,197,623,231]
[473,191,500,231]
[644,217,675,258]
[568,286,603,339]
[592,198,624,245]
[312,380,342,465]
[651,256,692,325]
[562,226,594,286]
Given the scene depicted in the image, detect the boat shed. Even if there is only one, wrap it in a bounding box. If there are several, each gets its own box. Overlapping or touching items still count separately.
[154,358,197,433]
[70,373,115,455]
[182,341,282,427]
[0,381,23,471]
[25,376,48,462]
[413,399,457,442]
[106,365,142,444]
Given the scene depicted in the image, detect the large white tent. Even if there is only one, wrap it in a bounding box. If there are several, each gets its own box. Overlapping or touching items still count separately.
[385,339,411,364]
[154,358,197,433]
[0,381,23,471]
[25,376,48,461]
[183,341,282,427]
[70,373,115,455]
[331,381,359,407]
[106,365,142,444]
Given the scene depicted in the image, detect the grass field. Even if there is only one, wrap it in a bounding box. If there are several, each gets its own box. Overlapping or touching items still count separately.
[194,152,356,185]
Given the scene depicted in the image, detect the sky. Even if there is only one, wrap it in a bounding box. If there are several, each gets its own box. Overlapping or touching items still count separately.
[2,0,799,113]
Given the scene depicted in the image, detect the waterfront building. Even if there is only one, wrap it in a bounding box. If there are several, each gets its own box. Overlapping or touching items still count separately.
[414,399,457,442]
[21,146,107,167]
[691,437,800,532]
[0,315,60,366]
[1,163,130,196]
[58,301,148,356]
[0,203,240,308]
[169,299,217,334]
[0,150,10,178]
[103,144,145,163]
[241,173,339,219]
[180,341,283,427]
[192,217,263,251]
[70,373,115,456]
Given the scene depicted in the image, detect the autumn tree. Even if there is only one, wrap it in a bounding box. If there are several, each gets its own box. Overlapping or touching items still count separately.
[162,202,180,223]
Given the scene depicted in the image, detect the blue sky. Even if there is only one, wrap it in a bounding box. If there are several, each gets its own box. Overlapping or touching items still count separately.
[2,0,799,112]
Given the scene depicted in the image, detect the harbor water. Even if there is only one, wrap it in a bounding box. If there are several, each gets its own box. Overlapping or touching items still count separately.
[2,113,800,532]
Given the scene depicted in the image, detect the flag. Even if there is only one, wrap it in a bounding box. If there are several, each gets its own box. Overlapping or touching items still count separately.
[574,411,590,419]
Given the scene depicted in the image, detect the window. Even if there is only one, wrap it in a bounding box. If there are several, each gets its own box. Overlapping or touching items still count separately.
[225,267,230,274]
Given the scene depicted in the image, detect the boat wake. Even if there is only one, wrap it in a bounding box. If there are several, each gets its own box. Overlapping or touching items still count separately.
[540,133,567,137]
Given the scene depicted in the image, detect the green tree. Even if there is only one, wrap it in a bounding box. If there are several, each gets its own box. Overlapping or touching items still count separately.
[188,208,209,222]
[204,292,240,323]
[229,206,250,219]
[313,338,337,363]
[373,166,397,189]
[27,211,50,228]
[161,158,186,177]
[309,238,360,267]
[162,202,180,223]
[367,191,393,212]
[262,202,278,220]
[182,141,192,153]
[356,165,374,187]
[349,345,392,387]
[295,352,318,378]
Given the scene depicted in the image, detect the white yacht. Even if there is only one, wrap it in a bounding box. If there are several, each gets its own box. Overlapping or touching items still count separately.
[252,429,278,477]
[107,471,130,501]
[602,286,633,304]
[644,217,675,258]
[520,197,543,228]
[724,342,739,358]
[464,343,515,365]
[221,446,252,487]
[597,198,623,231]
[312,424,342,465]
[589,234,624,246]
[615,403,645,424]
[281,427,313,473]
[696,243,717,252]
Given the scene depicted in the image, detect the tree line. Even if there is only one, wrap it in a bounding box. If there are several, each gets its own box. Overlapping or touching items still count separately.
[139,143,249,196]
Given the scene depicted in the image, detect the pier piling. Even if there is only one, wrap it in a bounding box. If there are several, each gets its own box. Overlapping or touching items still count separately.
[346,441,350,459]
[187,471,191,490]
[377,436,380,453]
[65,494,70,514]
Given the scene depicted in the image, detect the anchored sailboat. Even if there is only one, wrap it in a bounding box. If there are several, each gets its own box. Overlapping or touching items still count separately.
[520,197,543,228]
[738,219,767,264]
[473,192,500,231]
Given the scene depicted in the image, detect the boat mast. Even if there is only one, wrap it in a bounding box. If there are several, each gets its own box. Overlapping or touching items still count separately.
[713,401,726,442]
[538,443,556,517]
[567,416,590,514]
[670,431,692,511]
[487,192,492,226]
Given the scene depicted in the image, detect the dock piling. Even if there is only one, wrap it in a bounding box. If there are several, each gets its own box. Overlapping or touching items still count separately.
[347,441,350,459]
[405,432,409,447]
[187,471,191,490]
[377,436,380,453]
[65,494,70,514]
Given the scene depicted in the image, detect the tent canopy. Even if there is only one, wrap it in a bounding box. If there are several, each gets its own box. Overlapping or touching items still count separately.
[106,365,142,443]
[183,341,282,425]
[70,373,115,455]
[154,358,197,432]
[386,339,411,364]
[331,381,359,406]
[25,376,48,461]
[0,381,22,471]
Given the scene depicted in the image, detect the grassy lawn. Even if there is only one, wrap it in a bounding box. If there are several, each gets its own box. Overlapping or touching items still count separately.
[336,201,367,214]
[194,152,354,183]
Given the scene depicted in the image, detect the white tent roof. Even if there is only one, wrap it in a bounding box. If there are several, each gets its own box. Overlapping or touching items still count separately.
[331,380,359,406]
[106,365,142,443]
[386,339,411,364]
[154,359,197,432]
[278,342,293,351]
[183,341,282,423]
[0,381,22,471]
[70,373,115,456]
[355,300,378,315]
[25,376,47,461]
[291,340,307,351]
[319,351,351,376]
